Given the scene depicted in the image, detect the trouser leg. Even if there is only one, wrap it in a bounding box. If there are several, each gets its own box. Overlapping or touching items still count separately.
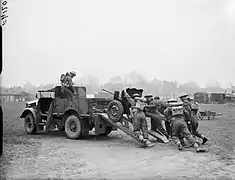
[63,86,79,110]
[165,121,172,137]
[180,120,196,145]
[150,118,157,131]
[133,112,142,136]
[141,115,149,139]
[172,119,196,145]
[191,115,204,139]
[146,112,169,138]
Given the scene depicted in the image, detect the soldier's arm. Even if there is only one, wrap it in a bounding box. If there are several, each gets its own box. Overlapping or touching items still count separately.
[183,101,191,114]
[66,77,73,86]
[163,107,171,121]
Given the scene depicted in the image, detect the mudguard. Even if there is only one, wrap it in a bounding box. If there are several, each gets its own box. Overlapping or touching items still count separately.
[20,108,37,120]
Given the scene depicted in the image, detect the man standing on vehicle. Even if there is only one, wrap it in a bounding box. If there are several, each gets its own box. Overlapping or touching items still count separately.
[144,94,169,139]
[43,71,78,133]
[61,71,77,97]
[131,93,154,148]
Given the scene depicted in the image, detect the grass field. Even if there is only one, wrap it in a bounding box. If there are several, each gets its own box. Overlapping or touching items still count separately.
[1,101,235,179]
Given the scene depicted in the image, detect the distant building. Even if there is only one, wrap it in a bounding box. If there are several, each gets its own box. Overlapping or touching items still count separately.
[209,93,225,104]
[0,90,33,102]
[0,93,25,102]
[194,92,209,104]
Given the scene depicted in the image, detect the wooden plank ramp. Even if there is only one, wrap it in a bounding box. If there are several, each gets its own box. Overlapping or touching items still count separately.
[98,113,147,147]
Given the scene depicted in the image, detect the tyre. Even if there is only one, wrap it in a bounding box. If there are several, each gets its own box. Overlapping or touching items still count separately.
[106,100,124,123]
[65,114,82,139]
[24,113,37,134]
[99,127,112,136]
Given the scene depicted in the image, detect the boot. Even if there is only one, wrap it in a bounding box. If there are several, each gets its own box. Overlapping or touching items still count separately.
[144,139,154,148]
[139,134,144,141]
[193,143,206,153]
[179,139,185,147]
[176,141,183,151]
[202,136,208,145]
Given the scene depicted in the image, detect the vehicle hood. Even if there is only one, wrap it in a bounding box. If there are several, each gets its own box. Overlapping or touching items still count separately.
[26,99,38,105]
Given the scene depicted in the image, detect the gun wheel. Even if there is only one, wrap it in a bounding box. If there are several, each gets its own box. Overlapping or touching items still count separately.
[106,100,124,123]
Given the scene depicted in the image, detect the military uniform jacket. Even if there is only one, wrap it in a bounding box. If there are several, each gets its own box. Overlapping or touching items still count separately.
[61,75,73,88]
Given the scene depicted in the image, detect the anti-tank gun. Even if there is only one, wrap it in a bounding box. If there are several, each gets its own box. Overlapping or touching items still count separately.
[100,88,169,144]
[101,88,145,122]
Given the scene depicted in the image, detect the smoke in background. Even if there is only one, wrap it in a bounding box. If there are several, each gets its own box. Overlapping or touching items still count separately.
[1,71,229,97]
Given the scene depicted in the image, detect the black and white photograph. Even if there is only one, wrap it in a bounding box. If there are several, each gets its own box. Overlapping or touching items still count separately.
[1,0,235,179]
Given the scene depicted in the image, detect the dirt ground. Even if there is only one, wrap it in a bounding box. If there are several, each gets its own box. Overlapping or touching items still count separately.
[1,102,235,179]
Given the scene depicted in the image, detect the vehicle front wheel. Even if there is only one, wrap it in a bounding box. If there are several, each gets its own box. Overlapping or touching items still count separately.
[24,113,37,134]
[65,114,82,139]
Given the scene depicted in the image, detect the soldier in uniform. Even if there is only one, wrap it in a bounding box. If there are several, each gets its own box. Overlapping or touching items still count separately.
[164,99,206,153]
[61,71,77,97]
[154,96,172,137]
[179,93,193,133]
[187,97,208,145]
[43,71,77,133]
[144,94,169,139]
[131,93,154,148]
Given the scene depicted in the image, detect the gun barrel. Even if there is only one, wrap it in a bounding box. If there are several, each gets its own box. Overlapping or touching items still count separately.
[102,89,114,95]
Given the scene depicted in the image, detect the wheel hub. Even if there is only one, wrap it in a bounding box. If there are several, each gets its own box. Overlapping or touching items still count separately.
[110,105,119,116]
[70,121,77,132]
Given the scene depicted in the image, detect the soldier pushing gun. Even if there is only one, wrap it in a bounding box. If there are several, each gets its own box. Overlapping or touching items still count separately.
[164,98,206,153]
[131,93,155,148]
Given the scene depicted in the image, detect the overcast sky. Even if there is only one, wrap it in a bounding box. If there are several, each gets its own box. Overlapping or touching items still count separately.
[2,0,235,88]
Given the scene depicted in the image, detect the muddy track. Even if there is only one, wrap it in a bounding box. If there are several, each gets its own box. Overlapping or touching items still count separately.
[1,102,235,179]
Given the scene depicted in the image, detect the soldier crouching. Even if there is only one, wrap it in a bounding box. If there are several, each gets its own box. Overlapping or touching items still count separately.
[179,94,208,145]
[164,99,206,153]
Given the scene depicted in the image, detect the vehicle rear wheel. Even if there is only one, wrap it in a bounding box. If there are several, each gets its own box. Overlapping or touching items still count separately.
[99,127,112,136]
[24,113,37,134]
[65,114,82,139]
[106,100,124,123]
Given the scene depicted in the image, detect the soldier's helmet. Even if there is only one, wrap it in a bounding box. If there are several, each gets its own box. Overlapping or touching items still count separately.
[178,93,188,99]
[154,96,160,100]
[187,96,194,101]
[144,94,153,98]
[70,71,76,76]
[167,98,178,103]
[132,93,141,98]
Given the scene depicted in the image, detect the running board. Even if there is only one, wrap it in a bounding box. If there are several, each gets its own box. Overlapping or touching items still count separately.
[98,113,147,147]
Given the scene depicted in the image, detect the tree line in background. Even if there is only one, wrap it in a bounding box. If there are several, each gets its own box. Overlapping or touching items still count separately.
[1,71,230,98]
